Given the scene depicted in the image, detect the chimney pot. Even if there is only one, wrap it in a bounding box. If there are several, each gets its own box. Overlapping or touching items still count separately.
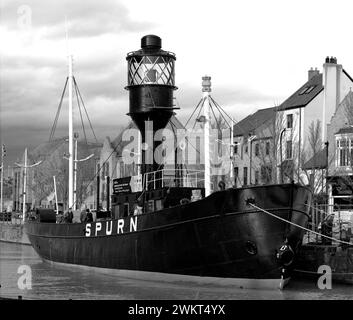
[308,67,320,80]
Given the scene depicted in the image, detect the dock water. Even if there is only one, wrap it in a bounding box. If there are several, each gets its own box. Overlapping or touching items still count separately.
[295,243,353,284]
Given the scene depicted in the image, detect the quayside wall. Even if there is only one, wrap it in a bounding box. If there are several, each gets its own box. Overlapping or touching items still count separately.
[0,221,30,245]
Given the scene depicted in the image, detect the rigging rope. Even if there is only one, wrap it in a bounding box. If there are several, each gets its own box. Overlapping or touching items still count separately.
[73,77,98,143]
[49,77,68,142]
[184,97,204,128]
[73,80,88,144]
[248,202,353,246]
[209,97,231,128]
[192,97,206,131]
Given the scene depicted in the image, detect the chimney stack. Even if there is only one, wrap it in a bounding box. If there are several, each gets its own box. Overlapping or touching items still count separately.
[308,67,320,80]
[322,56,342,141]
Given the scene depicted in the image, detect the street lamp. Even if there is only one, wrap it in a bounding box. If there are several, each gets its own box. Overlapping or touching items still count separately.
[0,144,5,213]
[248,134,257,185]
[279,128,286,184]
[15,148,42,221]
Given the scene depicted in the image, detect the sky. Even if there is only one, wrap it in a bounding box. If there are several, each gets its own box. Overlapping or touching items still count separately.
[1,0,353,169]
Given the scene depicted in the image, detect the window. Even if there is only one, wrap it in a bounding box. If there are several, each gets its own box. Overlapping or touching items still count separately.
[265,141,270,156]
[287,114,293,129]
[337,138,349,167]
[90,185,94,196]
[245,145,248,154]
[243,167,248,186]
[147,200,155,213]
[255,171,259,185]
[123,203,129,217]
[286,141,292,159]
[106,162,110,177]
[120,161,125,177]
[155,199,163,211]
[261,165,272,184]
[234,143,238,155]
[101,162,110,179]
[255,143,259,156]
[234,167,239,186]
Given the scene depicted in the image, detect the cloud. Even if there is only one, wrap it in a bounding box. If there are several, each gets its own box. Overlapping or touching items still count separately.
[0,0,287,169]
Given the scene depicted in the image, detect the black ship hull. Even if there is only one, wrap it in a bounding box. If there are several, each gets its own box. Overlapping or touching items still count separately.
[25,184,312,289]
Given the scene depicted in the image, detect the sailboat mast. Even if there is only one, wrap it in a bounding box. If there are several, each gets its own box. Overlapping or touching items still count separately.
[202,76,211,197]
[65,19,74,210]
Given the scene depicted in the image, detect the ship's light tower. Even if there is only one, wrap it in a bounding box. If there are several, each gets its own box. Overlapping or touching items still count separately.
[126,35,177,187]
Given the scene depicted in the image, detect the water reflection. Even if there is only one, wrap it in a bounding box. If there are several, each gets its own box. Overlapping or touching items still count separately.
[0,242,352,300]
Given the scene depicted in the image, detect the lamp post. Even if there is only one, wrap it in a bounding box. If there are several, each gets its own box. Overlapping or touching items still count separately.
[325,141,329,199]
[279,128,286,184]
[248,134,257,185]
[15,148,42,221]
[0,144,5,213]
[53,175,59,215]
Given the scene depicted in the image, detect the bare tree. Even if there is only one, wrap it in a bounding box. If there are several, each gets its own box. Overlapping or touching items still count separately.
[29,140,98,210]
[300,120,326,194]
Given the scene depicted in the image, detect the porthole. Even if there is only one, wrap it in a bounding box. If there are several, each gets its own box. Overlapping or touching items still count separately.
[245,241,257,255]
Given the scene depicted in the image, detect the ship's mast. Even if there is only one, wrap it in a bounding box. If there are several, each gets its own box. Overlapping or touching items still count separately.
[66,21,74,210]
[202,76,212,197]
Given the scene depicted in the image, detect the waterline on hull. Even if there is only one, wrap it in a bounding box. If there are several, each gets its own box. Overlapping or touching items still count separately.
[42,258,289,290]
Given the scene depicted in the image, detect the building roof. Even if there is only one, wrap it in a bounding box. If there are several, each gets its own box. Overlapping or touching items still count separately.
[278,73,324,111]
[302,148,327,170]
[335,126,353,135]
[233,107,276,137]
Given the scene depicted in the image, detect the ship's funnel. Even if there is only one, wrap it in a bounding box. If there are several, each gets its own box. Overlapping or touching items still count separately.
[125,35,177,179]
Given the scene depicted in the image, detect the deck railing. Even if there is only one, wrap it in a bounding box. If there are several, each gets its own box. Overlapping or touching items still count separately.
[0,212,24,225]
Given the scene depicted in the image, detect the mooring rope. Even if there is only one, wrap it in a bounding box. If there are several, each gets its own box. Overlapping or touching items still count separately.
[293,269,353,275]
[248,203,353,246]
[303,203,329,216]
